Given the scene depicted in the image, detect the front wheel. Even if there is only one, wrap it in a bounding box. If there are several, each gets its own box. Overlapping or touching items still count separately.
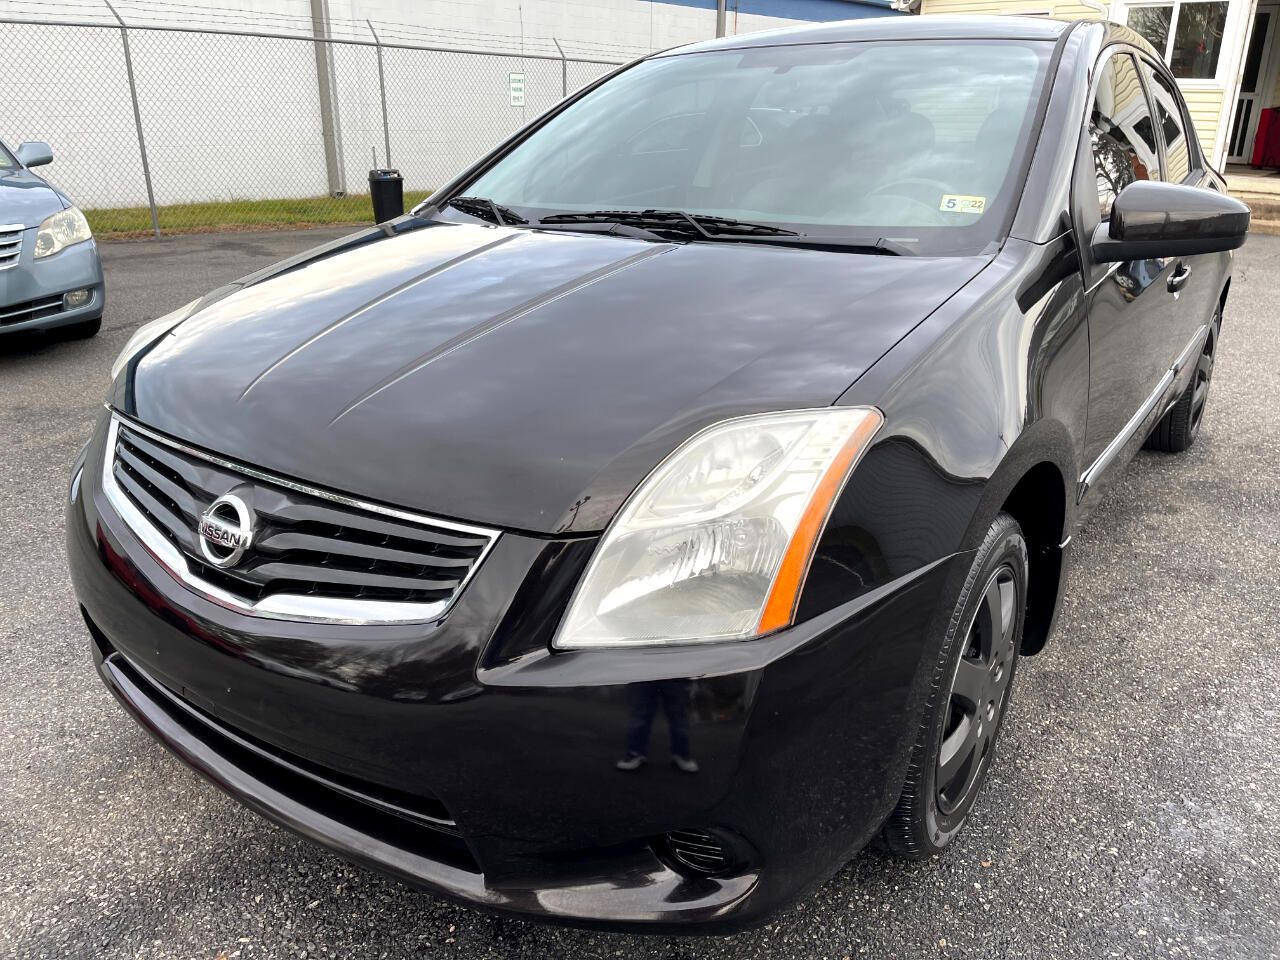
[60,315,102,340]
[880,512,1028,859]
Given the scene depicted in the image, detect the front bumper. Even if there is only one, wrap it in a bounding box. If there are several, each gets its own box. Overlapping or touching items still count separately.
[0,233,104,334]
[67,411,962,931]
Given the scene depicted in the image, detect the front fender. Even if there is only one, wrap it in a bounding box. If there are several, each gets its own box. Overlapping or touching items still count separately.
[809,238,1088,645]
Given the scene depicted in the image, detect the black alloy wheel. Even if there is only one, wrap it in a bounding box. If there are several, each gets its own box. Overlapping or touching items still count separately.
[880,512,1028,859]
[937,564,1018,814]
[1145,309,1220,453]
[1188,326,1216,438]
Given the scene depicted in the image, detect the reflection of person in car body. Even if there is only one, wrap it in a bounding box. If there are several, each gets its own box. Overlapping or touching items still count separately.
[616,680,699,773]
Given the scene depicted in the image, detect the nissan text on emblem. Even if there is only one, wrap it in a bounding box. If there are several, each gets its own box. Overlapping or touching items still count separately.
[197,494,254,567]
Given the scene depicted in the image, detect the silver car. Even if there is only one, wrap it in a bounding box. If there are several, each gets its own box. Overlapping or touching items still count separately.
[1,139,105,338]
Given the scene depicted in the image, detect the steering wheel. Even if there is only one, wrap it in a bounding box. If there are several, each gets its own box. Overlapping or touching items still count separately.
[870,177,957,207]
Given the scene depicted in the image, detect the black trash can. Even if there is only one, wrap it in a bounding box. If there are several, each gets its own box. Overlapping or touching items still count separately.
[369,168,404,223]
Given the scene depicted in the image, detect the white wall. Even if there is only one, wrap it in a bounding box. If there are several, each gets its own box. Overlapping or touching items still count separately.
[1,0,875,209]
[324,0,816,58]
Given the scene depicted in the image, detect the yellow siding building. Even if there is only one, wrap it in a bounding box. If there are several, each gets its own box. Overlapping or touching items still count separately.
[919,0,1280,170]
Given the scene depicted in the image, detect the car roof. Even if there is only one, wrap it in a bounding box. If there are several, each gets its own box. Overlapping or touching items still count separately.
[658,14,1075,57]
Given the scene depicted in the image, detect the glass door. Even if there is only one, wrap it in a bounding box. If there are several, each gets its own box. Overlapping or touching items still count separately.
[1228,5,1279,163]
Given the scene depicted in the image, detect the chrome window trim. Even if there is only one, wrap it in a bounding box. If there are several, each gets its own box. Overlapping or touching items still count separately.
[101,412,501,625]
[1077,323,1208,501]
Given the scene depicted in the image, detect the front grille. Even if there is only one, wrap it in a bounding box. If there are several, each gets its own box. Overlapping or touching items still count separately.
[108,418,496,620]
[87,615,479,873]
[0,294,64,327]
[0,224,21,270]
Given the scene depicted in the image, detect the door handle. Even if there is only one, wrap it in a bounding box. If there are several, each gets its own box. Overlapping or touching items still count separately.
[1167,262,1192,293]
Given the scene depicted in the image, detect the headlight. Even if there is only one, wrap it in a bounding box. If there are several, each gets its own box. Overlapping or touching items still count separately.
[33,206,92,259]
[110,298,201,380]
[554,406,883,649]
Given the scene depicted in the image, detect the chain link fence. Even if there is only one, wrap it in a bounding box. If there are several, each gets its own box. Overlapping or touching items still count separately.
[0,12,622,236]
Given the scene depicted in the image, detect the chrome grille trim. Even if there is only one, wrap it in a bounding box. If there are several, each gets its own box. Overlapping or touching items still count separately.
[101,413,501,625]
[0,294,64,326]
[0,224,23,270]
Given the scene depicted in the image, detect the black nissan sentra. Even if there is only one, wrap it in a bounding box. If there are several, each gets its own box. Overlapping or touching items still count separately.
[68,15,1247,931]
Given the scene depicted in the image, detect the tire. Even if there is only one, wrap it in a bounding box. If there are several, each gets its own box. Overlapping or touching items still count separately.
[61,315,102,340]
[1144,310,1219,453]
[880,512,1028,859]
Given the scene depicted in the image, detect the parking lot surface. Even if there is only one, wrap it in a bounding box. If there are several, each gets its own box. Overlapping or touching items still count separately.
[2,229,1278,960]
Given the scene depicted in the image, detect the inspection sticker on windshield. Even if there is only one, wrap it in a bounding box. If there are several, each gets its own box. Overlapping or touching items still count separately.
[940,195,987,215]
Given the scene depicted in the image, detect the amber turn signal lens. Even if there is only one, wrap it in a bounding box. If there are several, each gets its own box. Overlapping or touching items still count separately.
[756,408,883,634]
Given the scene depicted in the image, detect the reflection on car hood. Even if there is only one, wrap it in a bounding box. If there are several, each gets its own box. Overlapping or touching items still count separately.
[127,219,989,534]
[0,169,66,226]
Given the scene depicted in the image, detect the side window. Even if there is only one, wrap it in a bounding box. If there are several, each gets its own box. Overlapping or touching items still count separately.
[1143,64,1194,182]
[1089,52,1161,220]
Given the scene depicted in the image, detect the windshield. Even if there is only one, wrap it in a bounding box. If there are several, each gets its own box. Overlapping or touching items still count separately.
[462,40,1052,256]
[0,142,16,171]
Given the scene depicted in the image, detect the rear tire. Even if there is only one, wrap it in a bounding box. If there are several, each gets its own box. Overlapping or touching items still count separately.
[1145,310,1219,453]
[880,512,1028,859]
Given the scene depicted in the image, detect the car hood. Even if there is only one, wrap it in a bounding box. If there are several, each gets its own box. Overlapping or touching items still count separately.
[0,168,65,226]
[126,220,988,534]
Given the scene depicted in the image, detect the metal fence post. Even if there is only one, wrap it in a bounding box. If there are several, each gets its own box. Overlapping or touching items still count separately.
[311,0,347,197]
[104,0,160,236]
[553,37,567,98]
[367,20,392,168]
[1,14,624,235]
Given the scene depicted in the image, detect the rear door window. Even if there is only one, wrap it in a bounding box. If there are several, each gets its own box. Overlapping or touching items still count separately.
[1142,63,1195,182]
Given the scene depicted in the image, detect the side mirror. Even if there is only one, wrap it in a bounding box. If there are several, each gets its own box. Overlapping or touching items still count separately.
[15,140,54,168]
[1091,180,1250,263]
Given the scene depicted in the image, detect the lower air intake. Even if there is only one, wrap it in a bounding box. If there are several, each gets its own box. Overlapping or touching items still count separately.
[661,828,737,877]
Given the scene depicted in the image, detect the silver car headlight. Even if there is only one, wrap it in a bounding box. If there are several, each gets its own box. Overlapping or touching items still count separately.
[554,406,883,649]
[33,206,92,259]
[110,298,202,380]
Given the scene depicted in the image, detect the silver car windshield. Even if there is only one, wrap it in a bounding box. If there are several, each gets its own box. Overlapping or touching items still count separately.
[463,40,1052,256]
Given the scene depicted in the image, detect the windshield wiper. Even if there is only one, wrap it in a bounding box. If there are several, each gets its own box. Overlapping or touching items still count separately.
[536,209,800,239]
[812,237,910,256]
[516,207,911,254]
[446,196,528,226]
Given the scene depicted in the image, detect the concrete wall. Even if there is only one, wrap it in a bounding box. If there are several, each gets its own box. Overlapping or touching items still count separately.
[0,0,901,210]
[326,0,896,57]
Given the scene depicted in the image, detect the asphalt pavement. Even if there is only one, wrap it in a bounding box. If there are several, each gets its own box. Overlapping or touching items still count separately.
[2,228,1278,960]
